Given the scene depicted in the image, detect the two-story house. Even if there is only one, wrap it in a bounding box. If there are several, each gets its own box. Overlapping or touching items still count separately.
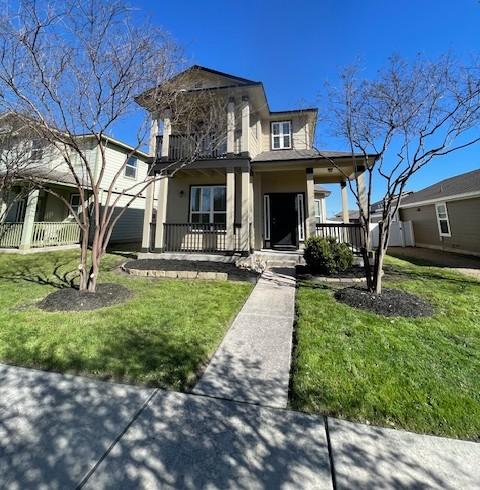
[138,66,370,256]
[0,114,150,251]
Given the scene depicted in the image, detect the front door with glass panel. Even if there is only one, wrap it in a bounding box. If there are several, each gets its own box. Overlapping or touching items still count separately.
[269,193,298,249]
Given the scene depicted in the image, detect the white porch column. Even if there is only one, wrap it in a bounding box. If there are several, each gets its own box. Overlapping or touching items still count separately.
[249,171,254,250]
[227,98,235,154]
[240,167,250,252]
[357,171,368,220]
[305,168,316,238]
[149,116,159,157]
[141,177,155,252]
[19,188,39,250]
[341,181,350,223]
[154,176,169,251]
[240,96,250,155]
[226,167,235,251]
[0,191,7,221]
[253,172,262,250]
[160,111,172,159]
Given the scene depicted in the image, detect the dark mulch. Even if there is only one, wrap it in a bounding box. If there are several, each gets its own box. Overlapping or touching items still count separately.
[334,286,434,317]
[39,283,131,312]
[123,259,258,282]
[296,264,366,280]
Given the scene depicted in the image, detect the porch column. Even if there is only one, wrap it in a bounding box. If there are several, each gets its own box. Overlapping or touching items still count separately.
[154,175,169,251]
[249,170,254,251]
[19,188,39,250]
[341,181,350,223]
[227,98,235,155]
[149,116,159,157]
[160,111,171,159]
[305,168,316,239]
[141,177,155,252]
[0,191,7,221]
[240,167,250,252]
[357,171,368,220]
[226,167,235,251]
[240,96,250,155]
[253,172,263,250]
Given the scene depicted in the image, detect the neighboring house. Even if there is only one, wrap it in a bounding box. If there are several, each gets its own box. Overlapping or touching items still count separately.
[330,209,361,224]
[398,169,480,256]
[0,116,150,251]
[139,66,371,254]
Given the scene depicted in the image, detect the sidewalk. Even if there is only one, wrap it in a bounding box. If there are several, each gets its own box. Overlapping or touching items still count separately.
[1,363,479,489]
[192,267,296,408]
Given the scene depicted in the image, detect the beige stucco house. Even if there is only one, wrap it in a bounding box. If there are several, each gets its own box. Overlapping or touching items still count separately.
[399,169,480,257]
[0,119,150,252]
[138,66,370,256]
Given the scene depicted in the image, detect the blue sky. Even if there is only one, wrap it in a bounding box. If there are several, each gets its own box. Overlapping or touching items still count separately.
[121,0,480,215]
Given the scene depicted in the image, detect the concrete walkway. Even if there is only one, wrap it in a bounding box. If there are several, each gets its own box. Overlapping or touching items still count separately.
[1,363,479,489]
[193,267,296,408]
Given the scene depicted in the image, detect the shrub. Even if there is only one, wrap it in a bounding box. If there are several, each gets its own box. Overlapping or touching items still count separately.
[304,236,353,274]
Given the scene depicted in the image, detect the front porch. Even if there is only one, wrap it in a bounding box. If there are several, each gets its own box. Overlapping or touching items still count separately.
[141,157,367,257]
[0,186,81,253]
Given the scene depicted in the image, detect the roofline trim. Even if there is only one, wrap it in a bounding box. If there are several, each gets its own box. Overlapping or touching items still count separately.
[400,190,480,209]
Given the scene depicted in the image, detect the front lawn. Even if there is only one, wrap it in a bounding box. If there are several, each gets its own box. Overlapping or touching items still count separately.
[291,255,480,440]
[0,251,253,389]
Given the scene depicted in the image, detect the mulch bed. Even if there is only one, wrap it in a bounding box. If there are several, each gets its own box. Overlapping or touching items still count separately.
[123,259,258,282]
[39,283,131,312]
[296,265,366,282]
[334,286,434,317]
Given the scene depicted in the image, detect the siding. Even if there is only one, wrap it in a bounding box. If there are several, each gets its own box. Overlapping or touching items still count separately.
[107,193,146,243]
[400,197,480,254]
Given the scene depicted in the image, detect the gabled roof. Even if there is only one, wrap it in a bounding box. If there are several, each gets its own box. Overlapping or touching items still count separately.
[400,168,480,206]
[177,65,259,86]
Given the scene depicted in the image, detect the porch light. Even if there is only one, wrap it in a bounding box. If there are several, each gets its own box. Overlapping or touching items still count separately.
[328,167,333,173]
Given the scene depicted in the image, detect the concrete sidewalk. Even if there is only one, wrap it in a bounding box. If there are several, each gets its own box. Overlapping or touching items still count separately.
[192,267,296,408]
[1,363,479,489]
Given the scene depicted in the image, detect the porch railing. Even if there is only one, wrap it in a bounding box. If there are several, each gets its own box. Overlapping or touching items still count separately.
[0,222,24,248]
[156,134,228,161]
[31,222,81,248]
[315,223,364,255]
[163,223,227,253]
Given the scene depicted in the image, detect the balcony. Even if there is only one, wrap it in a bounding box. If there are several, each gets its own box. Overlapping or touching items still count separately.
[156,134,228,161]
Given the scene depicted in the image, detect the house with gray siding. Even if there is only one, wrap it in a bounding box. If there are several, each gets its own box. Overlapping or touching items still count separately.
[399,169,480,257]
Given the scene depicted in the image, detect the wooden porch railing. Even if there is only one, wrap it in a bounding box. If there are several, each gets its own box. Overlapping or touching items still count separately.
[31,222,81,248]
[0,222,23,248]
[156,134,228,161]
[163,223,227,253]
[315,223,364,255]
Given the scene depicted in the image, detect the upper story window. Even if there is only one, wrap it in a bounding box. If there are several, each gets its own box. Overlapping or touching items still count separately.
[125,156,137,179]
[435,202,451,237]
[190,185,226,224]
[31,139,44,160]
[271,121,292,150]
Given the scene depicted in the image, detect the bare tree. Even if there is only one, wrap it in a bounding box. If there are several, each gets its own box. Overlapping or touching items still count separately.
[320,55,480,293]
[0,0,227,292]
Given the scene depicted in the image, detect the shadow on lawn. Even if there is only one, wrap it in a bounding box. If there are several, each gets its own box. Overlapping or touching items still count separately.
[0,259,78,289]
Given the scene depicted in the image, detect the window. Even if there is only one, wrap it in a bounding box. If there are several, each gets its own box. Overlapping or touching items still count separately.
[31,139,44,161]
[125,157,137,179]
[69,194,81,215]
[435,202,451,237]
[190,186,226,224]
[314,199,323,224]
[271,121,292,150]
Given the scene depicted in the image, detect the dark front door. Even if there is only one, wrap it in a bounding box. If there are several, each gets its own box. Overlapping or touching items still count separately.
[269,193,298,249]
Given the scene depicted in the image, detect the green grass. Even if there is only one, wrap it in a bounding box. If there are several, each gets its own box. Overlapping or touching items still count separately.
[0,250,253,390]
[291,255,480,440]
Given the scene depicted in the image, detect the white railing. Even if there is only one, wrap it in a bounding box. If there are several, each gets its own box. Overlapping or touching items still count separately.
[31,222,81,248]
[0,222,24,248]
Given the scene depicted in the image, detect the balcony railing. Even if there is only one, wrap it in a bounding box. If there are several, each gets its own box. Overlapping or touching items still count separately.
[315,223,364,255]
[156,134,228,161]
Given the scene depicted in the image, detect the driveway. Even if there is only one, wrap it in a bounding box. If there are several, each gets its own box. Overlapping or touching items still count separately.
[1,363,479,489]
[388,246,480,279]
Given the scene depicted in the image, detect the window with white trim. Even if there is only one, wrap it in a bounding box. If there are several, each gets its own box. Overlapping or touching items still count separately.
[314,199,323,224]
[271,121,292,150]
[190,186,226,224]
[124,157,137,179]
[31,139,44,161]
[435,202,451,237]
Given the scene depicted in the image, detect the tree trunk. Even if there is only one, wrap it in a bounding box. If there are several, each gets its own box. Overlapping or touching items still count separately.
[78,226,90,291]
[372,220,389,294]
